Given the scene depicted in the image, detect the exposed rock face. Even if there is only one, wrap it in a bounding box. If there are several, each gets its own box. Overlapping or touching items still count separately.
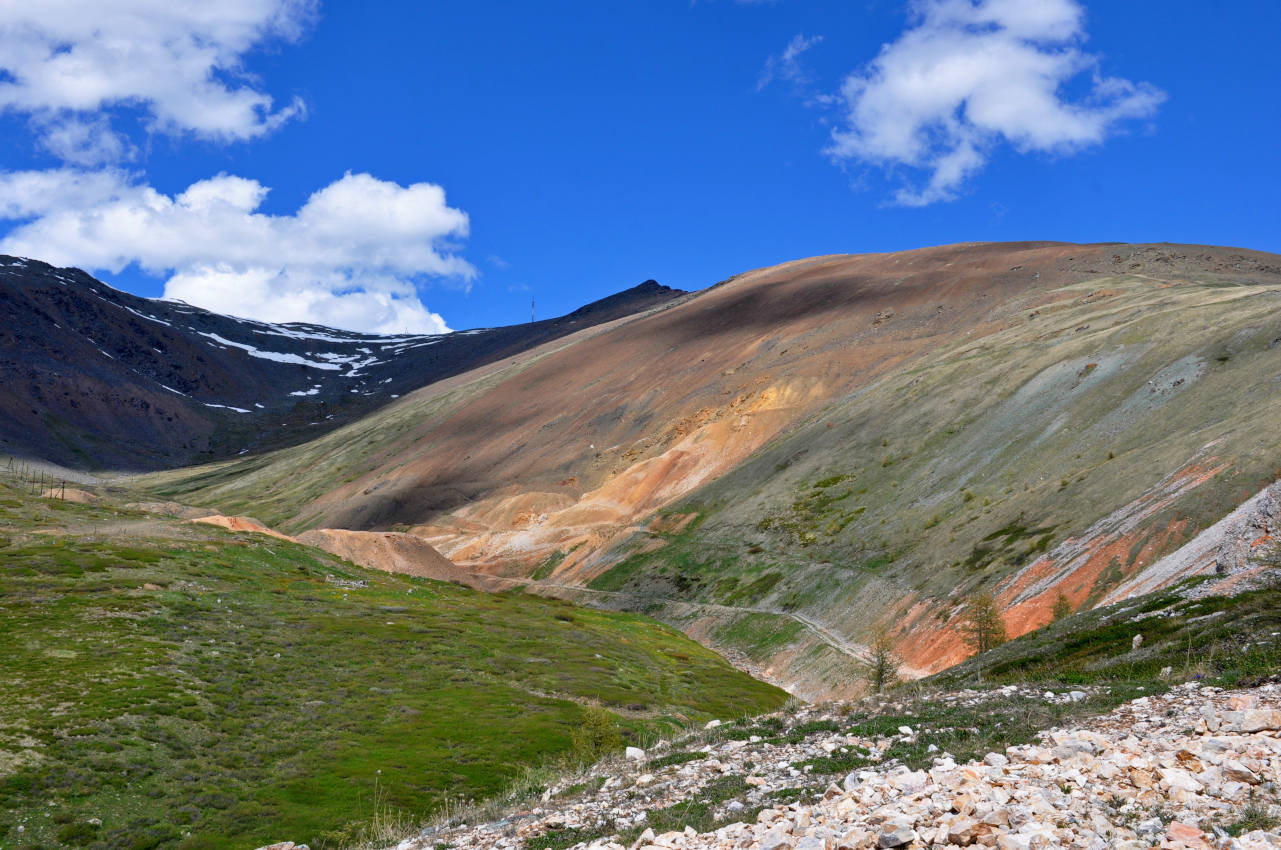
[397,684,1281,850]
[1104,480,1281,603]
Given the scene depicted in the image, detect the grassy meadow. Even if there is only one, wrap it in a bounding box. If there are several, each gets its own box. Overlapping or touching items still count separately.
[0,480,785,849]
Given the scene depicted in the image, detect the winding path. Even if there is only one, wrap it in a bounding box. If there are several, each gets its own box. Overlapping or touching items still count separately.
[474,573,930,676]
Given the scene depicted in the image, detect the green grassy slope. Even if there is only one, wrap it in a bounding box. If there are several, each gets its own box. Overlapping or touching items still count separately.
[0,482,785,850]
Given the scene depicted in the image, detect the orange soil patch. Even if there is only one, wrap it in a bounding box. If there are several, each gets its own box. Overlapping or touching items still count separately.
[998,519,1189,639]
[189,514,295,542]
[992,457,1227,636]
[891,598,973,674]
[432,382,810,571]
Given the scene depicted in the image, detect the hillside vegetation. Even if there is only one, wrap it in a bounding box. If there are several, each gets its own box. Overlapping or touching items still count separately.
[134,243,1281,698]
[0,479,785,850]
[592,260,1281,686]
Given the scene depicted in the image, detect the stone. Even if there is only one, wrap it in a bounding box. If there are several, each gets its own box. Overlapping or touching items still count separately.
[704,719,722,730]
[837,828,874,850]
[877,825,916,848]
[626,746,646,761]
[1224,709,1281,733]
[885,767,928,792]
[410,686,1281,850]
[1165,821,1212,848]
[996,835,1031,850]
[1224,759,1262,783]
[946,817,982,844]
[759,827,794,850]
[1158,767,1203,792]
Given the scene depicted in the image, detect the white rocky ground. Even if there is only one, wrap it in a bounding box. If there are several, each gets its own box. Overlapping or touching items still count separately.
[391,683,1281,850]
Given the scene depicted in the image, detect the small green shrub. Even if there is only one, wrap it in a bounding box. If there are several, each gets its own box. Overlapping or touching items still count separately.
[570,705,622,764]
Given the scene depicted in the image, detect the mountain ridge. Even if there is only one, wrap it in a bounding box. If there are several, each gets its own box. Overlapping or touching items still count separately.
[0,255,685,470]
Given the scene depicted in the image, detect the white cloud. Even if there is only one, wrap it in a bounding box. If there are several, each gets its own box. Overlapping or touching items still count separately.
[0,169,473,334]
[31,114,137,166]
[827,0,1166,205]
[0,0,313,159]
[758,34,823,92]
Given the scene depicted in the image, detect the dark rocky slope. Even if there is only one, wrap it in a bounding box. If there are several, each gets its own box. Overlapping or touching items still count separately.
[0,256,683,470]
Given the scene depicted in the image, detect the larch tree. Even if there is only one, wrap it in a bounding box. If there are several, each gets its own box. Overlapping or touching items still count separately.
[960,591,1008,655]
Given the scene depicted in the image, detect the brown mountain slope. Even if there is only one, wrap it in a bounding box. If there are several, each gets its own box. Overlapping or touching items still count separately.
[143,241,1281,696]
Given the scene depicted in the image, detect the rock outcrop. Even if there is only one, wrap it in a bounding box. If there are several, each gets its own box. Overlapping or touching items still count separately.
[1105,480,1281,603]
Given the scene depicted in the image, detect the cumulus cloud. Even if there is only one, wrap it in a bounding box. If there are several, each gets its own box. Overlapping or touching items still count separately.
[827,0,1166,205]
[0,169,473,334]
[0,0,313,159]
[758,34,823,92]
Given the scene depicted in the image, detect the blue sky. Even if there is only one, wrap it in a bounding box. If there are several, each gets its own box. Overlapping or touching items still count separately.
[0,0,1277,333]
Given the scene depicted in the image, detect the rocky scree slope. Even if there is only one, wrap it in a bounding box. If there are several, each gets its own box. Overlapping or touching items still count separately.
[392,682,1281,850]
[0,255,683,470]
[140,242,1281,699]
[386,681,1281,850]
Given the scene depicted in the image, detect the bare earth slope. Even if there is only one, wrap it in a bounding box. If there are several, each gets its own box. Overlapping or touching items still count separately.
[142,242,1281,697]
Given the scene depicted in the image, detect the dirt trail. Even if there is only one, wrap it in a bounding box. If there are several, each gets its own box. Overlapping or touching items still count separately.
[474,574,930,680]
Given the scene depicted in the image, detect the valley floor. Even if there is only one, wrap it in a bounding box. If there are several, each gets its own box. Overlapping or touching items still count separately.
[395,682,1281,850]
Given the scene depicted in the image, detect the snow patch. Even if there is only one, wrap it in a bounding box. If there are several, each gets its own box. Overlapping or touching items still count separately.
[196,332,342,369]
